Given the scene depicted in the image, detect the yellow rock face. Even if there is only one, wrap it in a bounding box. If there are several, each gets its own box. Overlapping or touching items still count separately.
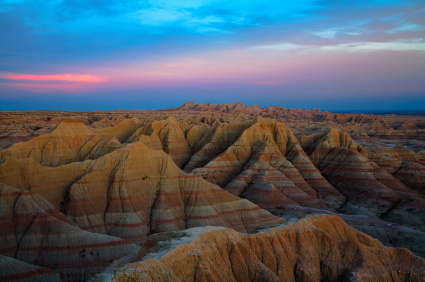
[1,112,425,282]
[0,140,284,246]
[0,121,122,167]
[302,128,425,231]
[92,118,144,143]
[95,215,425,282]
[186,116,344,209]
[126,116,191,168]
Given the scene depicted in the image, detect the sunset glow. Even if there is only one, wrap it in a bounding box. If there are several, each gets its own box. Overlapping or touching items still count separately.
[0,0,424,110]
[1,73,105,82]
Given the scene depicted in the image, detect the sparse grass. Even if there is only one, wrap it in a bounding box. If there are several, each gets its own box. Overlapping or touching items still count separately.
[113,265,146,282]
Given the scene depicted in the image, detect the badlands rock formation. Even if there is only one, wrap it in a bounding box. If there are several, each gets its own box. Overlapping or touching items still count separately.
[2,104,425,151]
[92,118,143,143]
[0,182,139,281]
[126,116,192,168]
[0,127,283,243]
[367,148,425,193]
[93,215,425,282]
[0,125,283,281]
[1,105,425,281]
[185,116,345,210]
[300,128,425,230]
[272,205,425,259]
[133,116,425,232]
[0,121,122,166]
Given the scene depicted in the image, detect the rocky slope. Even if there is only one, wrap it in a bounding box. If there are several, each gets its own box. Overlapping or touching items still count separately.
[1,108,425,281]
[2,104,425,151]
[186,116,344,210]
[92,215,425,282]
[299,128,425,230]
[126,116,346,210]
[0,139,282,280]
[0,182,139,281]
[0,142,282,244]
[0,121,123,166]
[126,116,192,168]
[131,116,425,231]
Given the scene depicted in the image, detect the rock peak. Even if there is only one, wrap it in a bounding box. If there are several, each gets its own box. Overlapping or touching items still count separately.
[50,121,93,136]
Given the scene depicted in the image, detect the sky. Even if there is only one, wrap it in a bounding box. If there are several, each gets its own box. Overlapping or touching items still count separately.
[0,0,424,111]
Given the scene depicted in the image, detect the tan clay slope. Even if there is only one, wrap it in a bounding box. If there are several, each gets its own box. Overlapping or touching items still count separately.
[126,116,192,168]
[0,141,283,246]
[390,148,423,163]
[92,118,143,143]
[0,182,139,282]
[0,255,61,282]
[94,215,425,282]
[186,117,344,209]
[183,121,250,171]
[367,149,403,174]
[299,127,361,154]
[393,161,425,194]
[367,148,425,193]
[0,120,122,166]
[301,128,425,231]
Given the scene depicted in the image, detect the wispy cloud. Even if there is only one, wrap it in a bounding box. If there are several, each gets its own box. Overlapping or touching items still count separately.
[134,8,191,26]
[312,30,338,39]
[387,23,423,33]
[254,39,425,53]
[0,73,106,82]
[1,0,425,110]
[320,41,425,52]
[253,43,305,50]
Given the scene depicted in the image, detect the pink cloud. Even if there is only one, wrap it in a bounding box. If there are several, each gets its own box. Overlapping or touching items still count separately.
[0,73,105,82]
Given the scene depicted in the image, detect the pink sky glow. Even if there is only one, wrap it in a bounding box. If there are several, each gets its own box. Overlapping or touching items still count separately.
[1,43,424,97]
[0,73,105,82]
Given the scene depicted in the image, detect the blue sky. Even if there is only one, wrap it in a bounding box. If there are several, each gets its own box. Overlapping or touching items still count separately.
[0,0,424,110]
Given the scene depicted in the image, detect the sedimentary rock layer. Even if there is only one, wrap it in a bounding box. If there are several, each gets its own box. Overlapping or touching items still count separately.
[186,117,344,209]
[0,182,139,282]
[0,121,122,166]
[1,111,425,282]
[93,215,425,282]
[92,118,143,143]
[0,139,283,246]
[302,128,425,231]
[126,116,191,168]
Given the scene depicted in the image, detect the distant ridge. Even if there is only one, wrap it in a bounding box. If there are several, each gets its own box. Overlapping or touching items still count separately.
[112,109,148,112]
[157,102,388,125]
[161,101,323,114]
[113,102,425,116]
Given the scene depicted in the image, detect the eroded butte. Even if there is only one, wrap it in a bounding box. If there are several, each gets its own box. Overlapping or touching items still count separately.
[1,102,425,282]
